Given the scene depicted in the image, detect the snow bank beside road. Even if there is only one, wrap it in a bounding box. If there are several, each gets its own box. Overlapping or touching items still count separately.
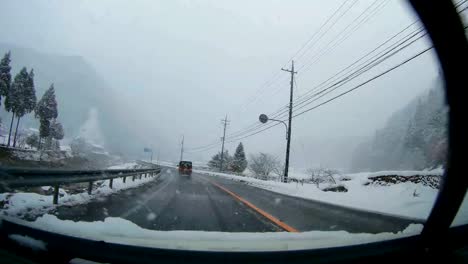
[0,174,158,219]
[8,214,423,251]
[194,169,450,221]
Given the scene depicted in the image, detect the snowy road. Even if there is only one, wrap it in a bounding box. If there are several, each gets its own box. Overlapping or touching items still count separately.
[51,168,420,233]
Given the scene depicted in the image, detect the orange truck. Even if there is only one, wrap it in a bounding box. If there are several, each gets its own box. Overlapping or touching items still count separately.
[178,161,192,176]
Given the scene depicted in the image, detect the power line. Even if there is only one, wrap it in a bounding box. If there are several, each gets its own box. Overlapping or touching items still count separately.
[251,22,425,123]
[298,0,387,72]
[188,25,426,152]
[288,0,358,64]
[235,1,357,117]
[187,1,466,153]
[292,47,433,118]
[228,46,432,144]
[225,37,433,143]
[285,28,427,117]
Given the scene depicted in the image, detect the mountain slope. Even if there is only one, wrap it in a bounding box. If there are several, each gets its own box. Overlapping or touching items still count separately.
[351,77,447,172]
[0,43,150,157]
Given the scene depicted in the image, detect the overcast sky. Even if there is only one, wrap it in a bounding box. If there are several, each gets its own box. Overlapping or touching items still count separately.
[0,0,444,170]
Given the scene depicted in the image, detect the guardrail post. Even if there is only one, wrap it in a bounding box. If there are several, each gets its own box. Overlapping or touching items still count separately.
[53,185,59,204]
[88,181,93,194]
[139,174,142,180]
[109,178,113,189]
[132,175,135,181]
[123,176,126,183]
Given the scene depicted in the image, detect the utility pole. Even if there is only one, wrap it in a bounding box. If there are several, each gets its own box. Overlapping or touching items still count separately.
[179,135,184,162]
[281,60,297,183]
[219,115,230,171]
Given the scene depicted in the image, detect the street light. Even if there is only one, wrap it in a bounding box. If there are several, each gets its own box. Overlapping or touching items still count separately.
[259,114,288,140]
[259,114,289,182]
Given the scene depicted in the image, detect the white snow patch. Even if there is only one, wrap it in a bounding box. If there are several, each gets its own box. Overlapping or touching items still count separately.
[9,234,47,251]
[7,215,423,252]
[107,162,139,169]
[194,168,444,220]
[0,173,159,218]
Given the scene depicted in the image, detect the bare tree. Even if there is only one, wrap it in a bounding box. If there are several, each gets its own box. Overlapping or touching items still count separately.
[306,167,339,188]
[249,153,281,180]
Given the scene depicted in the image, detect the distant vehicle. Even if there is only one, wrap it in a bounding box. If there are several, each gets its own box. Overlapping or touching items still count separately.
[178,161,192,176]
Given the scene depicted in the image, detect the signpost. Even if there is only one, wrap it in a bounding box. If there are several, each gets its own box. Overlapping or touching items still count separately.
[259,114,290,182]
[144,147,153,162]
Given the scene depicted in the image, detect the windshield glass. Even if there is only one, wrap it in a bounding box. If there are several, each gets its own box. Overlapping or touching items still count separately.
[0,0,466,253]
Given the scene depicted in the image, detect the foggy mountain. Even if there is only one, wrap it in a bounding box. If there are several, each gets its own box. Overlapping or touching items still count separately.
[351,77,447,172]
[0,43,152,157]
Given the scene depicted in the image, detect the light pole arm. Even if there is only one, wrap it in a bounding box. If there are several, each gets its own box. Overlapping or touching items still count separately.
[268,118,288,140]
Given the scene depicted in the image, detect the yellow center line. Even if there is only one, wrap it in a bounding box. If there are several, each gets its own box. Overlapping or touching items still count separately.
[202,176,299,233]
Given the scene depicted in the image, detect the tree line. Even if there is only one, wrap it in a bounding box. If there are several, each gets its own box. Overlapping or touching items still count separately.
[0,51,64,150]
[208,142,248,173]
[351,80,447,172]
[207,142,285,180]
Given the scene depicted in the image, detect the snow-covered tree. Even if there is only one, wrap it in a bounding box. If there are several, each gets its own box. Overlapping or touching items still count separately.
[35,84,58,147]
[42,120,65,150]
[50,121,64,140]
[208,151,232,170]
[306,167,338,188]
[5,68,28,147]
[12,68,37,147]
[351,77,447,171]
[249,153,281,180]
[38,118,50,146]
[231,142,247,173]
[25,133,40,149]
[35,84,58,121]
[0,51,12,105]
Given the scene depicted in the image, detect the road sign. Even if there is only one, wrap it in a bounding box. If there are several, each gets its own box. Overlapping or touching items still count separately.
[259,114,269,124]
[144,147,152,152]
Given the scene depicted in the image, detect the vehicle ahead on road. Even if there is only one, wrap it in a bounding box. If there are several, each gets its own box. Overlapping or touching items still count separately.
[178,161,192,176]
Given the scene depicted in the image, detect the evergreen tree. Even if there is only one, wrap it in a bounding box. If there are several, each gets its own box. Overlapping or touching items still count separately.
[13,69,37,147]
[208,151,231,170]
[50,121,64,140]
[35,84,58,120]
[5,68,28,146]
[0,51,12,105]
[39,118,50,144]
[35,84,59,148]
[231,142,247,173]
[43,120,65,150]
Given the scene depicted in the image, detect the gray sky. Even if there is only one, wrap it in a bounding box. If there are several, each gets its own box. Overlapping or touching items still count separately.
[0,0,442,170]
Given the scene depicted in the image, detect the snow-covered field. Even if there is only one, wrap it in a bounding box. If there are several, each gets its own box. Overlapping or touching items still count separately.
[194,168,468,226]
[5,214,423,252]
[0,173,159,218]
[107,162,140,169]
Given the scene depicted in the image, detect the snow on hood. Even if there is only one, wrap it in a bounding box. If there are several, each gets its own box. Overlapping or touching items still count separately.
[4,215,423,252]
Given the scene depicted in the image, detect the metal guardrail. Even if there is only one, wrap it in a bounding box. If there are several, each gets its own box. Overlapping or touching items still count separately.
[0,167,161,204]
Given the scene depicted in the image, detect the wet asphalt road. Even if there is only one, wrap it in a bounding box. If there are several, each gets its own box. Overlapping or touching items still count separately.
[52,167,420,233]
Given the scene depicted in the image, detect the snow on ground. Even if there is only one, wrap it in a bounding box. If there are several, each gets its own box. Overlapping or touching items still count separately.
[157,160,177,168]
[193,168,457,222]
[5,214,423,251]
[8,234,47,251]
[107,162,139,169]
[0,173,159,218]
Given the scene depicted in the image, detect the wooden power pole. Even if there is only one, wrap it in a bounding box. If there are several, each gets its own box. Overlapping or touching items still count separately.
[281,60,297,183]
[219,115,230,171]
